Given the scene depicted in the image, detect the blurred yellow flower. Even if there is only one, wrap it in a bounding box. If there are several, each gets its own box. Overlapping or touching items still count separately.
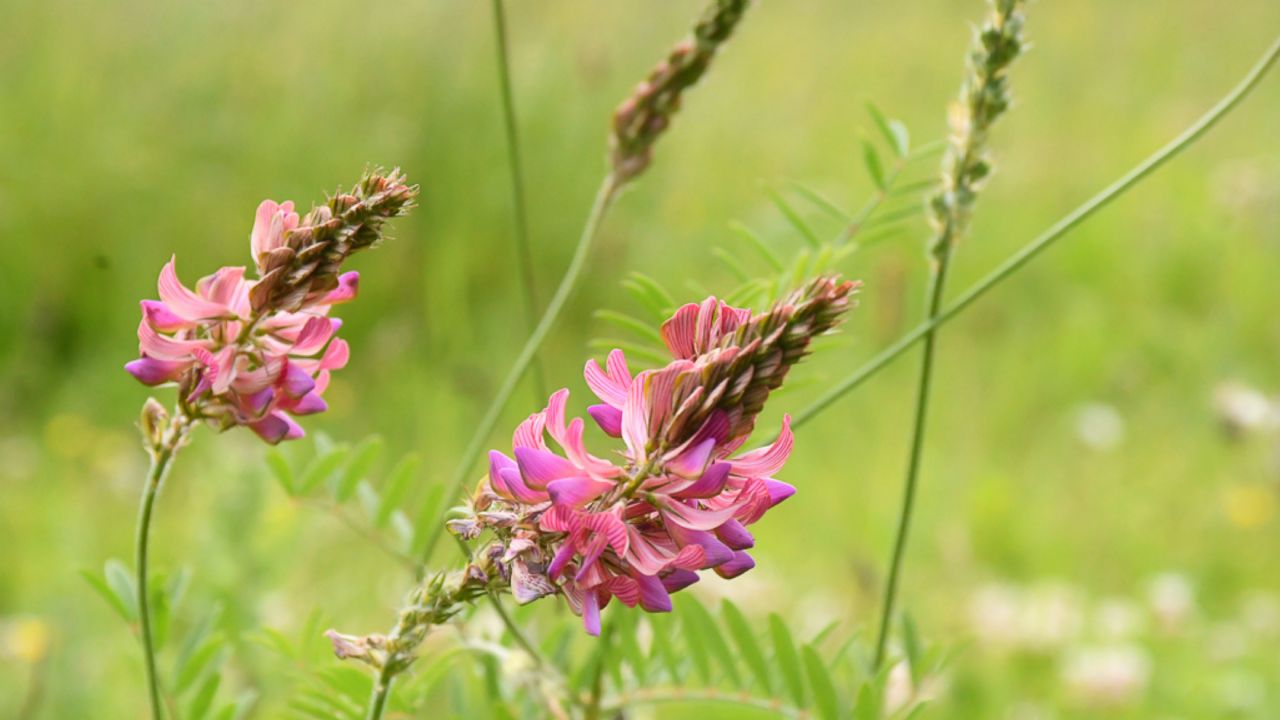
[1222,484,1276,529]
[3,617,51,664]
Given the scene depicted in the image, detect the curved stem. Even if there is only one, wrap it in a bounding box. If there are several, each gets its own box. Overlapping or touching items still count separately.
[135,415,189,720]
[792,34,1280,431]
[872,252,951,669]
[490,0,547,401]
[427,174,618,562]
[364,663,395,720]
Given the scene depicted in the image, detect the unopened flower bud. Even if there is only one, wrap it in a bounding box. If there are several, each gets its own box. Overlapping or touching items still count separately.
[139,398,169,447]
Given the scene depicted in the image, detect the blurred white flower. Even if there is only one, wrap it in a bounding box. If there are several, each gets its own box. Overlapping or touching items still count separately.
[1021,583,1085,650]
[1061,643,1151,706]
[1074,403,1125,452]
[1239,591,1280,635]
[1095,598,1146,641]
[1214,381,1277,437]
[884,660,914,715]
[1148,573,1195,633]
[970,582,1023,647]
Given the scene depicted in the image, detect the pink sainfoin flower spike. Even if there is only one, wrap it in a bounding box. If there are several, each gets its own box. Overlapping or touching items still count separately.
[453,276,858,634]
[125,169,417,443]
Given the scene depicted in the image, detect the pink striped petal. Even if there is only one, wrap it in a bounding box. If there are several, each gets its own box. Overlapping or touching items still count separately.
[581,511,629,555]
[660,302,699,359]
[136,320,204,361]
[560,418,623,479]
[605,576,641,608]
[157,258,227,320]
[196,266,247,307]
[661,498,743,531]
[624,526,675,576]
[547,540,577,579]
[729,415,794,478]
[668,544,707,571]
[584,349,631,408]
[292,316,337,356]
[621,371,652,461]
[319,338,349,370]
[512,411,548,451]
[666,523,733,568]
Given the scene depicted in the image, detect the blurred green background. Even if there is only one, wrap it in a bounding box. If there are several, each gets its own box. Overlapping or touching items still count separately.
[2,0,1279,717]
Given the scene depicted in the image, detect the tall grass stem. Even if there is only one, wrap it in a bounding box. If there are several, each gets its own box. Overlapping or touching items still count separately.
[490,0,547,401]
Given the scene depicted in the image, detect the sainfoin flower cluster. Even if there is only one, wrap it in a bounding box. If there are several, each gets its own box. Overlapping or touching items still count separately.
[125,170,417,443]
[452,276,858,634]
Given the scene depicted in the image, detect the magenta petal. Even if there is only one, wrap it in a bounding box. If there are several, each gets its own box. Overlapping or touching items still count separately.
[289,392,328,416]
[547,476,614,507]
[124,357,187,386]
[280,362,316,399]
[513,446,580,488]
[323,271,360,305]
[249,412,304,444]
[713,551,755,579]
[667,524,734,568]
[499,467,548,504]
[241,387,275,417]
[764,479,797,507]
[714,519,755,550]
[140,300,190,332]
[548,541,576,579]
[587,404,623,437]
[674,461,731,499]
[666,437,715,478]
[634,573,673,613]
[661,499,741,531]
[488,450,517,490]
[660,569,700,594]
[582,590,602,636]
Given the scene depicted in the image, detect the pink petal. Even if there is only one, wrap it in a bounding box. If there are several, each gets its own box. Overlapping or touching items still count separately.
[488,451,517,495]
[605,576,641,608]
[322,271,359,305]
[547,540,577,579]
[730,415,794,478]
[136,320,204,361]
[140,300,191,332]
[621,371,652,462]
[661,498,743,531]
[560,418,623,480]
[196,266,247,307]
[319,338,350,371]
[547,476,615,507]
[583,350,629,408]
[157,258,227,320]
[514,446,580,488]
[292,316,337,356]
[587,404,622,437]
[581,510,629,555]
[765,479,796,507]
[660,302,700,359]
[500,467,549,504]
[512,411,548,451]
[668,544,707,571]
[124,357,188,385]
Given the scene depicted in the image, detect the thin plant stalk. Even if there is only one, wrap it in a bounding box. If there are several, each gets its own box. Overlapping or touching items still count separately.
[365,664,396,720]
[134,412,191,720]
[793,33,1280,433]
[871,0,1027,668]
[490,0,547,401]
[426,174,618,562]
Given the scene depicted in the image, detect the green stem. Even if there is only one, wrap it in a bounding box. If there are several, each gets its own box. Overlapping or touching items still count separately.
[135,415,189,720]
[872,248,951,669]
[364,664,395,720]
[792,34,1280,431]
[490,0,547,401]
[427,174,619,561]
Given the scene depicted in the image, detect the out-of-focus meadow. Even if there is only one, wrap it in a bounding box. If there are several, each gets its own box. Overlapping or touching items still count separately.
[3,0,1279,717]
